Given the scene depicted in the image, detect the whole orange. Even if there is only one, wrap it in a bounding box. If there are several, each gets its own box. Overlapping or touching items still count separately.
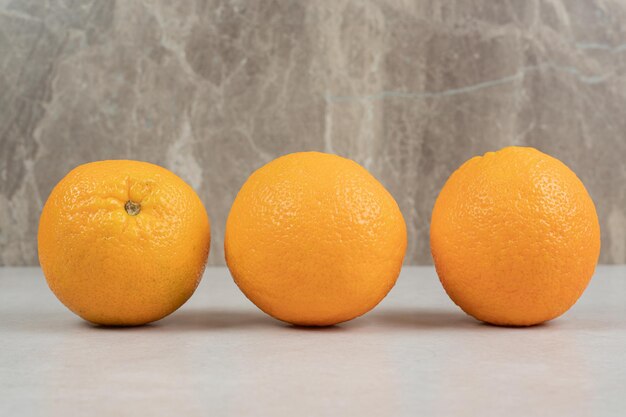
[430,147,600,326]
[38,160,211,326]
[225,152,407,326]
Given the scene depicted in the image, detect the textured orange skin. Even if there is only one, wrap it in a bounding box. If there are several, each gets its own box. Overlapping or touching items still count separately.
[430,147,600,326]
[225,152,407,326]
[38,160,211,326]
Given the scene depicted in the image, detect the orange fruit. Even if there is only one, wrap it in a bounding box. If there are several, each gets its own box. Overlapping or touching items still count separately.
[38,160,211,326]
[430,146,600,326]
[225,152,407,326]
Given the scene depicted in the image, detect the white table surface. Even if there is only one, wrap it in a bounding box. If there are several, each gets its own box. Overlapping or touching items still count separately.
[1,266,625,417]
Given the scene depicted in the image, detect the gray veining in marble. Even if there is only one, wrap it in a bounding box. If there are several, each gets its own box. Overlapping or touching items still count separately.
[1,0,625,266]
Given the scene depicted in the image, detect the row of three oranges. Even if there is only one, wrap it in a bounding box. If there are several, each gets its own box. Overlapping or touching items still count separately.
[38,147,600,328]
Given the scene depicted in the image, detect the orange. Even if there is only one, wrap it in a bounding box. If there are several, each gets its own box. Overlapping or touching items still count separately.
[430,146,600,326]
[38,160,211,326]
[225,152,407,326]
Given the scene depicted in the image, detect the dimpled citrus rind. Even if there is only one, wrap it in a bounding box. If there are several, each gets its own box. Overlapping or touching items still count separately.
[430,147,600,326]
[38,160,211,326]
[225,152,407,326]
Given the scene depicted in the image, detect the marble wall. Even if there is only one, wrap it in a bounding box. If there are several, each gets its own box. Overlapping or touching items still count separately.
[1,0,625,266]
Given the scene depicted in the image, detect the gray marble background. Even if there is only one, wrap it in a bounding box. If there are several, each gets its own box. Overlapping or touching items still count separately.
[1,0,625,266]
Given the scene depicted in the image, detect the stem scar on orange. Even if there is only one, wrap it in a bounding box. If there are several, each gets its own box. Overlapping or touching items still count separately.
[38,160,211,326]
[430,147,600,326]
[224,152,407,326]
